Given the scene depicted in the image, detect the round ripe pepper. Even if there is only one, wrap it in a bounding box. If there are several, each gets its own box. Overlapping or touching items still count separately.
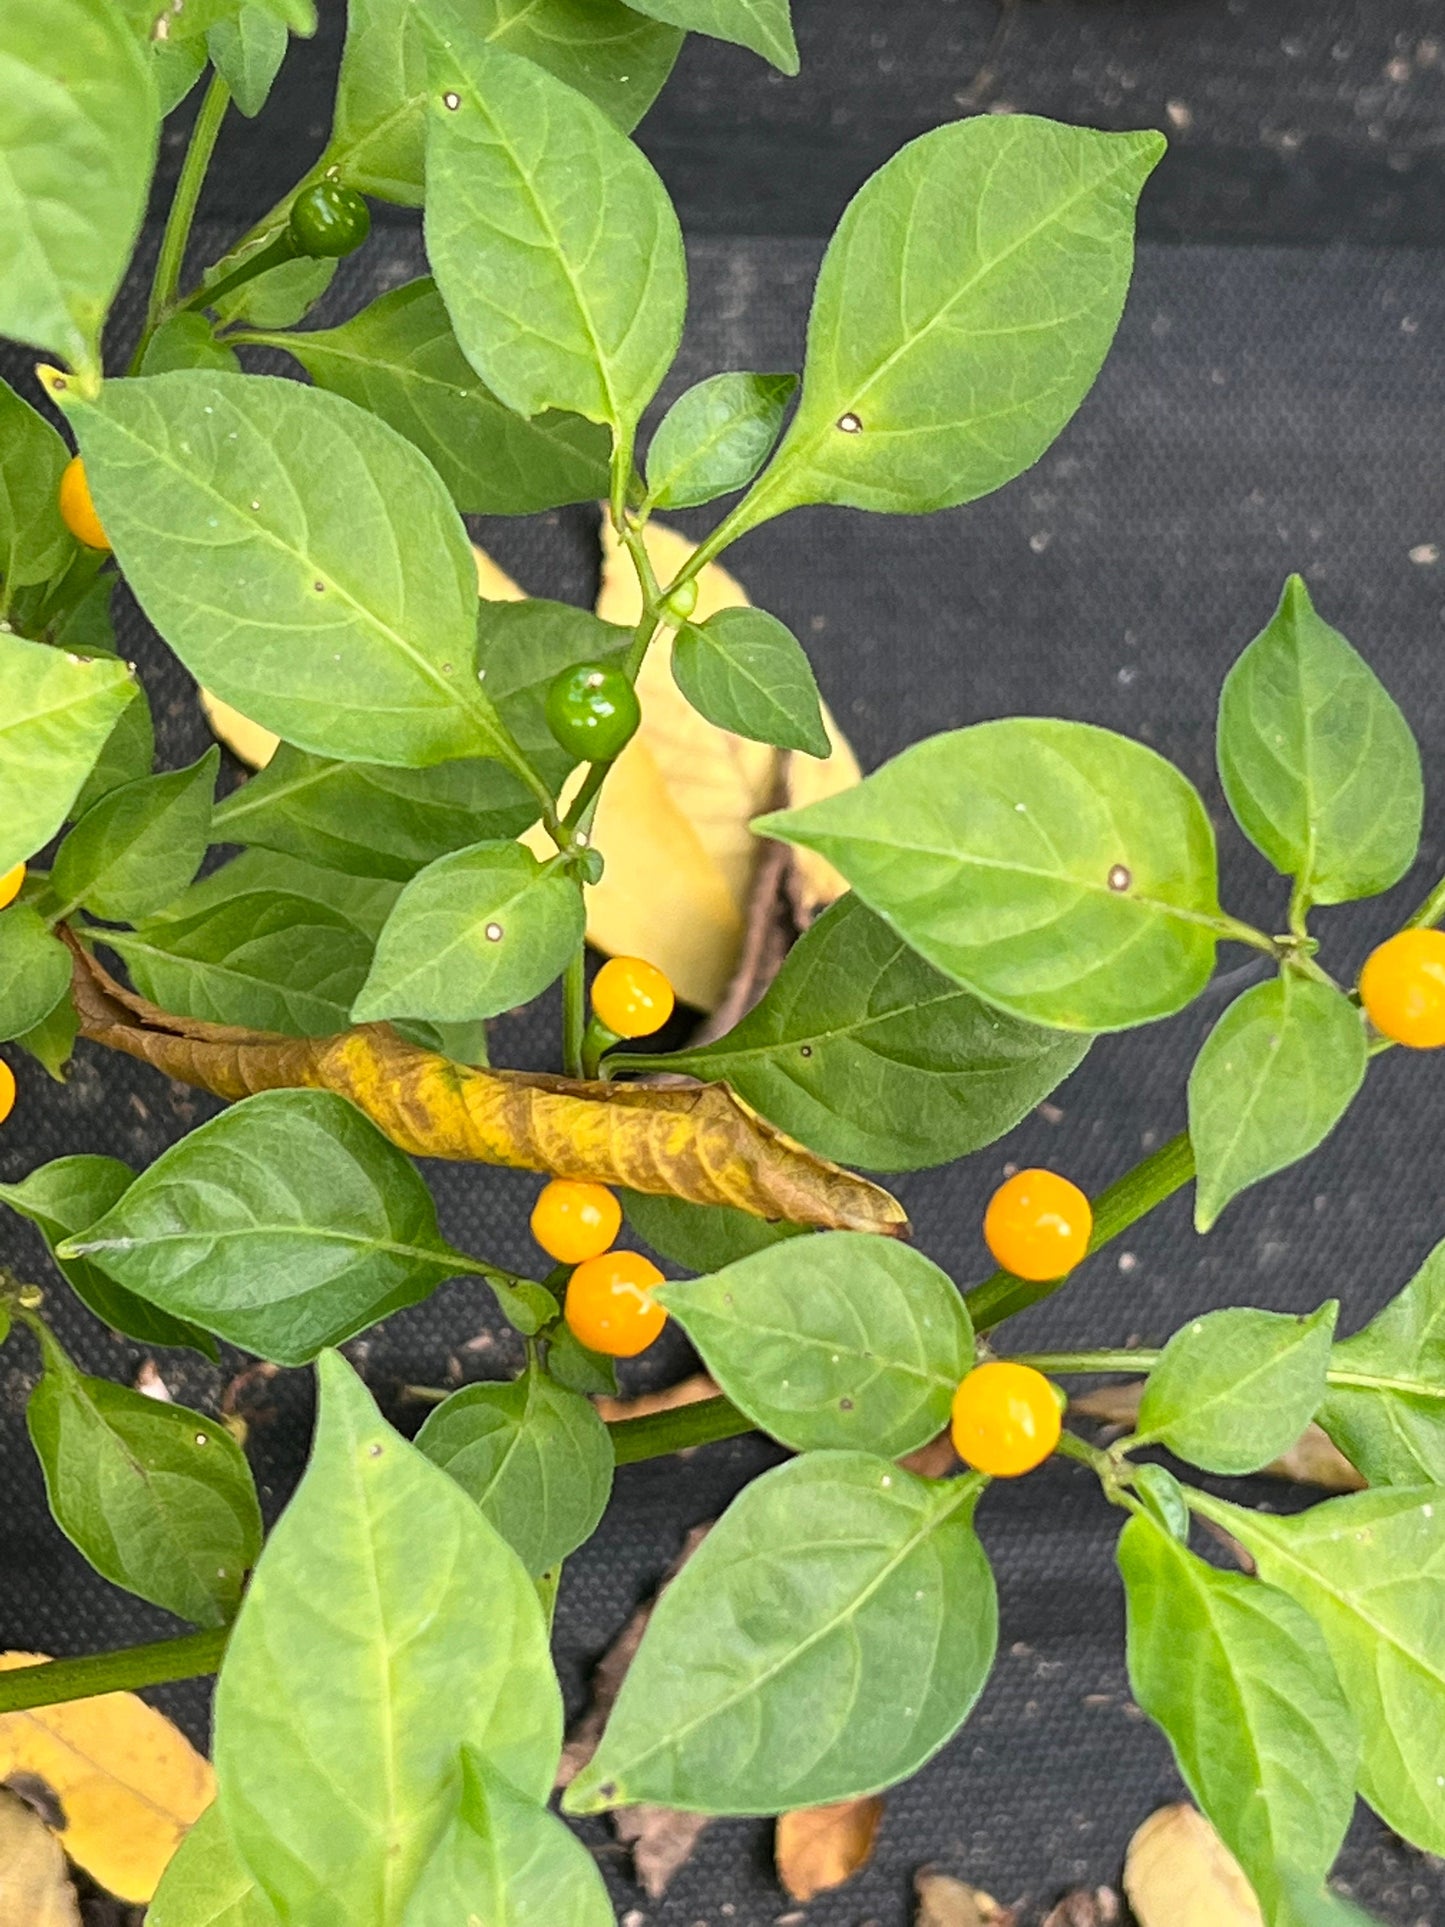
[591,955,675,1038]
[530,1178,622,1266]
[288,180,372,259]
[1358,927,1445,1049]
[983,1168,1092,1282]
[0,1058,15,1126]
[0,862,25,912]
[564,1250,667,1357]
[545,661,641,763]
[58,457,109,551]
[950,1361,1062,1477]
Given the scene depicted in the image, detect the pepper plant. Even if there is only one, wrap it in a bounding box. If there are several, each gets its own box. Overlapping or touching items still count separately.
[0,2,1442,1923]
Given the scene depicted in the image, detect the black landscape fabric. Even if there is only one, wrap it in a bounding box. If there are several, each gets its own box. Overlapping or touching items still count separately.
[3,4,1445,1922]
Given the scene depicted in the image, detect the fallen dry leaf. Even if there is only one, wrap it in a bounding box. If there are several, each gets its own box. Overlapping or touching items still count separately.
[914,1868,1015,1926]
[586,517,859,1010]
[71,942,905,1235]
[593,1373,719,1424]
[201,546,523,772]
[558,1525,713,1898]
[1123,1804,1263,1927]
[1040,1889,1121,1926]
[0,1654,213,1904]
[0,1785,81,1927]
[777,1795,885,1902]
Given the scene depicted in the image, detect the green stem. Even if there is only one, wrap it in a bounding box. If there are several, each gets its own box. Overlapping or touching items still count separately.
[132,74,232,371]
[965,1131,1196,1333]
[179,229,299,319]
[0,1628,228,1715]
[562,946,586,1079]
[608,1394,754,1464]
[1017,1348,1162,1375]
[1407,871,1445,931]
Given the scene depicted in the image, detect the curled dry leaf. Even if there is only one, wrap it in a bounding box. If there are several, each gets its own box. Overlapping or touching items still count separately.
[202,546,523,770]
[593,1372,719,1424]
[914,1868,1016,1926]
[776,1794,885,1902]
[584,518,860,1010]
[559,1525,713,1899]
[1070,1384,1364,1491]
[0,1654,213,1905]
[1040,1889,1122,1927]
[0,1785,81,1927]
[70,942,906,1234]
[1123,1804,1264,1927]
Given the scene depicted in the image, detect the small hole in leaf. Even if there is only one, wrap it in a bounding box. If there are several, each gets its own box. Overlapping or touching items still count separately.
[1107,864,1132,892]
[799,1044,813,1058]
[442,91,461,110]
[837,412,863,433]
[194,1432,209,1446]
[313,581,326,593]
[485,923,504,942]
[368,1443,384,1458]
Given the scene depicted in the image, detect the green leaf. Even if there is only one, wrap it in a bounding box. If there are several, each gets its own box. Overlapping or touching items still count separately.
[152,849,401,940]
[152,39,209,117]
[211,253,336,330]
[0,906,71,1043]
[58,1090,479,1365]
[543,1322,618,1398]
[147,1803,278,1927]
[1188,972,1366,1232]
[73,661,153,817]
[106,891,375,1036]
[139,311,242,375]
[759,719,1220,1033]
[207,8,289,117]
[252,280,612,515]
[1218,576,1423,909]
[1213,1485,1445,1857]
[416,1368,613,1577]
[671,607,829,757]
[565,1453,996,1813]
[14,990,80,1082]
[60,372,503,769]
[626,0,797,69]
[0,1154,216,1353]
[1132,1462,1190,1542]
[328,0,681,208]
[646,371,797,509]
[26,1320,262,1626]
[212,744,535,884]
[0,0,158,374]
[114,0,313,45]
[353,842,583,1025]
[214,1351,561,1920]
[620,1189,803,1270]
[1275,1873,1387,1927]
[621,894,1090,1170]
[1137,1304,1338,1476]
[51,748,217,922]
[0,632,137,874]
[421,33,686,435]
[656,1233,971,1457]
[403,1746,612,1927]
[1318,1241,1445,1485]
[0,376,74,594]
[734,118,1162,527]
[1118,1512,1357,1917]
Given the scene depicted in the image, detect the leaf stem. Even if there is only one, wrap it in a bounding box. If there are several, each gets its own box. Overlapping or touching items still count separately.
[965,1131,1197,1332]
[178,229,299,319]
[0,1628,228,1714]
[607,1393,754,1463]
[1016,1348,1162,1375]
[132,74,232,372]
[1406,871,1445,931]
[562,946,586,1078]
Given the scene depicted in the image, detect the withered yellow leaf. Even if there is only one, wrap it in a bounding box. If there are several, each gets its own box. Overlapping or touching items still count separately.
[0,1786,80,1927]
[200,546,524,771]
[0,1653,214,1905]
[70,942,907,1235]
[777,1794,885,1902]
[1123,1805,1264,1927]
[587,518,859,1009]
[913,1870,1013,1926]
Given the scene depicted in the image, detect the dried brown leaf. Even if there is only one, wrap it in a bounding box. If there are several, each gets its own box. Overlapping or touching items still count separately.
[777,1795,885,1901]
[1123,1804,1264,1927]
[558,1524,714,1898]
[593,1374,719,1425]
[0,1786,80,1927]
[1040,1889,1121,1927]
[69,943,906,1236]
[914,1868,1015,1926]
[899,1429,959,1479]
